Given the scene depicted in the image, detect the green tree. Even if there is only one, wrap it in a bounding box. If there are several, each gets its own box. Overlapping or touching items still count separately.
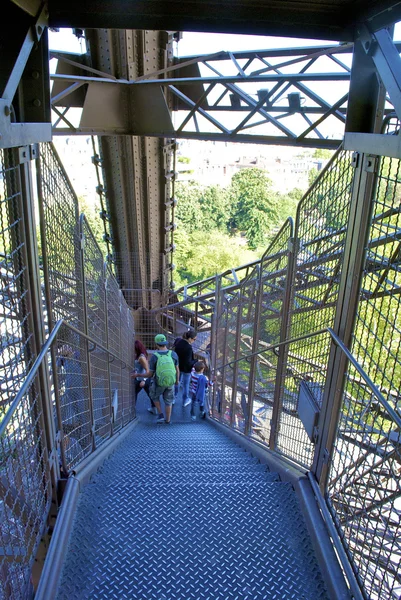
[308,167,319,188]
[313,148,334,160]
[175,181,205,233]
[229,168,279,249]
[200,185,231,231]
[175,230,259,284]
[79,195,106,253]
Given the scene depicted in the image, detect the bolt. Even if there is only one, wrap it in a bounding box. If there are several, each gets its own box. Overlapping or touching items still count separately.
[32,71,40,80]
[33,99,42,107]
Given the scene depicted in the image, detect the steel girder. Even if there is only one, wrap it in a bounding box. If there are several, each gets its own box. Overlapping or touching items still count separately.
[82,29,176,303]
[47,0,401,42]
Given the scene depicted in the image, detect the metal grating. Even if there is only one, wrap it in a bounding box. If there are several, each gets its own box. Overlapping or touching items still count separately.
[276,149,354,467]
[37,143,84,331]
[0,369,52,600]
[55,401,328,600]
[0,148,51,600]
[326,153,401,600]
[0,149,35,413]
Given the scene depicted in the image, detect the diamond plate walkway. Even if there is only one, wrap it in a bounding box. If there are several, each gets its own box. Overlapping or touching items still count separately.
[55,393,328,599]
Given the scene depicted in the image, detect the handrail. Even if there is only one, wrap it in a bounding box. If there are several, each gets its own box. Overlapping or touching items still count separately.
[174,259,262,296]
[217,327,329,370]
[63,321,134,371]
[0,318,135,445]
[216,326,401,431]
[0,320,64,437]
[327,328,401,431]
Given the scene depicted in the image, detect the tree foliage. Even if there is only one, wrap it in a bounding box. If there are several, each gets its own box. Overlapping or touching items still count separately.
[174,166,308,285]
[229,168,279,249]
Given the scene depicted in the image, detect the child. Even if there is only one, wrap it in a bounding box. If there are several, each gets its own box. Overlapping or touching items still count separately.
[190,361,213,420]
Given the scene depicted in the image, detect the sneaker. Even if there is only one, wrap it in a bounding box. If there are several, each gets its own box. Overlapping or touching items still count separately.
[148,407,157,415]
[199,409,206,419]
[191,415,196,421]
[157,414,165,423]
[183,398,191,407]
[165,420,171,425]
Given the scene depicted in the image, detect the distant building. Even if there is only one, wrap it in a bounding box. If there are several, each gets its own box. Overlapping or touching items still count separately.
[176,139,330,193]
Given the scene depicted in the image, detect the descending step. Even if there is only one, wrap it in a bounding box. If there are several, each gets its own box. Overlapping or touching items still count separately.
[55,399,328,600]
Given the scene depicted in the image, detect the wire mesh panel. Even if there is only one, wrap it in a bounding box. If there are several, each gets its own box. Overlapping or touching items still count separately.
[215,287,242,426]
[0,148,50,599]
[81,217,107,347]
[105,267,121,358]
[120,302,135,424]
[0,149,35,416]
[326,364,401,600]
[250,220,293,445]
[275,149,354,467]
[0,371,52,600]
[37,143,84,331]
[231,274,260,433]
[326,153,401,600]
[54,324,92,469]
[276,331,332,468]
[291,149,354,339]
[81,217,110,446]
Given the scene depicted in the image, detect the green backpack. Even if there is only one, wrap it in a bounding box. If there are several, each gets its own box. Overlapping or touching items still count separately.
[155,351,176,387]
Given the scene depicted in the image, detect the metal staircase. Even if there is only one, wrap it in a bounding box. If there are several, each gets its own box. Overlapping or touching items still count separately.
[51,395,329,600]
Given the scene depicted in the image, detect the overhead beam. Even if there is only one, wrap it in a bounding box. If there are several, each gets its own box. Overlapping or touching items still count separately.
[358,25,401,123]
[48,0,352,41]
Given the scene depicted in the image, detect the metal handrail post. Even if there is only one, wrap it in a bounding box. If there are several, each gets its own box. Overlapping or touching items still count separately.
[229,288,243,428]
[269,232,296,450]
[103,263,114,437]
[36,150,69,476]
[245,264,263,437]
[79,215,96,452]
[210,274,222,415]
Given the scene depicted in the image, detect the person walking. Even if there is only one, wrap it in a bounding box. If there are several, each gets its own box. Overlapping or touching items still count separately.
[189,360,213,420]
[132,340,155,414]
[133,334,179,424]
[173,329,197,407]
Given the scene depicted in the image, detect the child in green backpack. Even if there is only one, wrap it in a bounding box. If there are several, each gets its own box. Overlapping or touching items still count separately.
[134,334,179,424]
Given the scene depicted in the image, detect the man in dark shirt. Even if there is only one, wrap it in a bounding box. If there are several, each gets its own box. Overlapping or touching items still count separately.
[174,329,197,407]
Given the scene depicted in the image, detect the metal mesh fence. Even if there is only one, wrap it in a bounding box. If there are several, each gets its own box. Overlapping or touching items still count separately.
[250,220,293,445]
[0,148,49,600]
[274,149,354,467]
[326,362,401,600]
[0,149,35,417]
[0,371,52,600]
[53,323,92,468]
[37,143,84,331]
[36,142,136,472]
[326,153,401,600]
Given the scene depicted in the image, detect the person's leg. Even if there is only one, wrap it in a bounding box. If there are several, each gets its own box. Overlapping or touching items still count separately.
[163,386,174,423]
[149,380,164,421]
[143,378,156,412]
[181,372,191,406]
[190,392,196,419]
